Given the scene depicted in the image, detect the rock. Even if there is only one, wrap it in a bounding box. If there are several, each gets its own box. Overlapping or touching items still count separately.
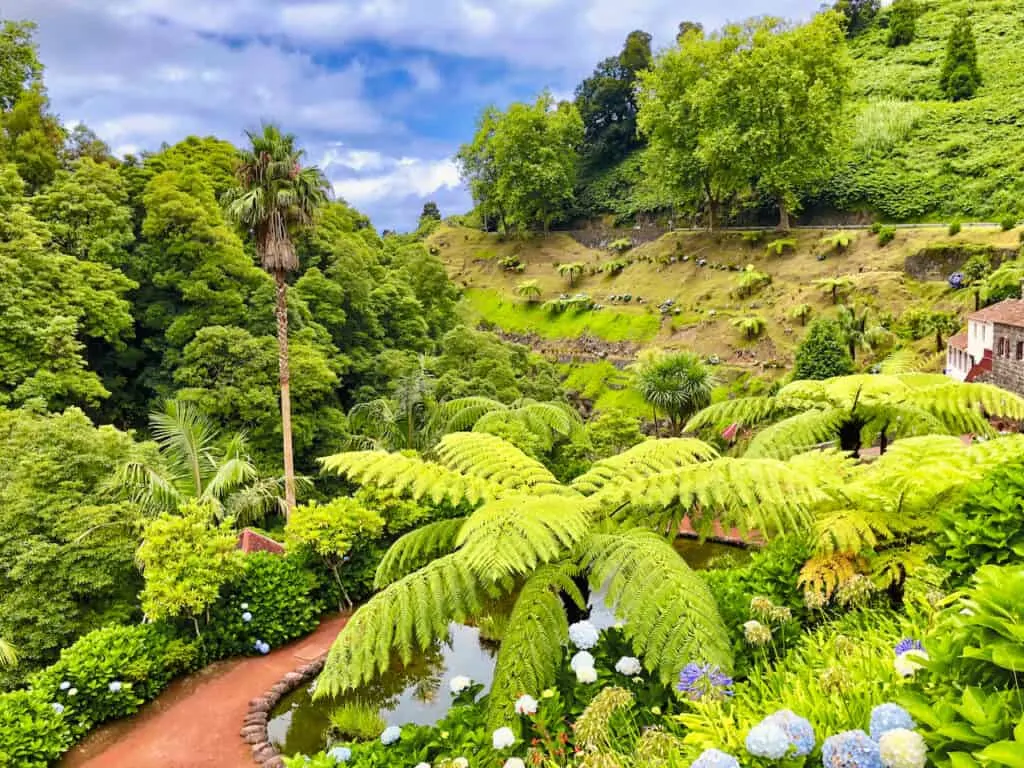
[252,743,278,762]
[283,672,304,686]
[262,759,286,768]
[249,697,272,713]
[244,713,268,726]
[242,727,266,744]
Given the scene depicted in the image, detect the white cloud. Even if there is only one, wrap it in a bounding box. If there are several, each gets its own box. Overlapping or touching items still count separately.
[332,156,461,206]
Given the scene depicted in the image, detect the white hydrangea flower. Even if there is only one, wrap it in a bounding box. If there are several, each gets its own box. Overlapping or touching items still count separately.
[570,651,595,672]
[614,656,642,676]
[514,694,538,715]
[240,602,249,610]
[503,759,526,768]
[492,727,516,750]
[449,675,472,694]
[380,725,402,745]
[51,702,65,715]
[59,681,71,691]
[68,688,78,697]
[575,665,598,684]
[879,729,927,768]
[108,681,123,693]
[894,651,928,678]
[568,620,600,650]
[452,758,469,768]
[414,763,430,768]
[745,722,790,759]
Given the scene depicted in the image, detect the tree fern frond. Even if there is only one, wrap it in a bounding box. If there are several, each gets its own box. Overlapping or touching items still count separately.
[744,409,849,459]
[373,517,468,588]
[486,564,583,728]
[907,381,1024,429]
[798,554,858,601]
[583,530,733,681]
[319,450,501,507]
[683,396,780,433]
[456,495,591,580]
[813,508,892,556]
[869,545,932,592]
[316,554,486,697]
[427,396,506,434]
[571,438,719,495]
[435,432,571,495]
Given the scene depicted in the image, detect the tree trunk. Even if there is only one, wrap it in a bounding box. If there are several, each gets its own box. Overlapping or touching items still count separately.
[651,407,660,438]
[704,180,719,232]
[777,196,791,232]
[275,270,297,514]
[849,341,857,361]
[935,329,943,354]
[974,289,980,312]
[879,426,889,455]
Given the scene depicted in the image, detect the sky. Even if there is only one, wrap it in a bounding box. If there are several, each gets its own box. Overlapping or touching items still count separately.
[8,0,822,231]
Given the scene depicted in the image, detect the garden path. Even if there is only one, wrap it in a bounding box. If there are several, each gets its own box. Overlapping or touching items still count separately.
[61,613,349,768]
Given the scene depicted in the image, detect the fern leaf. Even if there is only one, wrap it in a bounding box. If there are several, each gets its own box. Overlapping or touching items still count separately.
[316,554,486,697]
[798,554,858,600]
[583,530,732,681]
[813,508,892,556]
[571,438,719,495]
[456,495,591,580]
[428,396,506,434]
[435,433,571,496]
[744,409,849,459]
[485,564,583,728]
[374,518,468,588]
[683,396,779,433]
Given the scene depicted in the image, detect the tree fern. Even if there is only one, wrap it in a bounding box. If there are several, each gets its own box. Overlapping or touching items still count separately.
[456,495,592,580]
[571,438,719,495]
[684,396,780,433]
[316,554,488,697]
[798,553,859,600]
[427,396,507,435]
[744,409,849,459]
[485,564,584,728]
[582,530,733,680]
[813,507,892,556]
[435,432,571,496]
[374,518,468,588]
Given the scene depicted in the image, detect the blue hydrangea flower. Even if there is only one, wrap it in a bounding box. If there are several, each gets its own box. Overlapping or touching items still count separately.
[242,611,253,623]
[765,709,816,756]
[822,730,883,768]
[893,639,923,657]
[745,721,791,759]
[380,725,401,745]
[256,641,270,655]
[108,681,122,693]
[677,663,734,701]
[869,704,915,742]
[948,273,964,290]
[328,745,352,762]
[50,702,65,715]
[691,748,740,768]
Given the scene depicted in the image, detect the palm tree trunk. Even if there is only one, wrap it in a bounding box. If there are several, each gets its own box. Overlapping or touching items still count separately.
[275,270,297,514]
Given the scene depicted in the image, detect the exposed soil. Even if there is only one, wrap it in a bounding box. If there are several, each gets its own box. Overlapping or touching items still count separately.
[60,614,348,768]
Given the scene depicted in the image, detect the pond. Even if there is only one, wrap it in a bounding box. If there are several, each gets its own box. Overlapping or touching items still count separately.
[267,537,749,756]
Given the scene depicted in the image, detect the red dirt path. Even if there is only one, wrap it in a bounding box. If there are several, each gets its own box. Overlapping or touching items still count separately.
[61,614,348,768]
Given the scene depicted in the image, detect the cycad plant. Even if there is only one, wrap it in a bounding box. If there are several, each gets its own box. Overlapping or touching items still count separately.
[685,373,1024,459]
[634,352,716,436]
[114,400,297,524]
[314,432,826,724]
[222,124,331,512]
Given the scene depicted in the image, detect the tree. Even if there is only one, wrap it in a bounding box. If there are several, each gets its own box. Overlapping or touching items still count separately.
[634,352,716,436]
[515,279,542,304]
[0,20,42,110]
[886,0,919,47]
[419,201,441,222]
[222,124,331,513]
[791,303,813,326]
[814,276,855,305]
[676,21,704,42]
[939,13,982,101]
[732,316,767,340]
[574,31,652,167]
[835,305,875,362]
[557,262,585,287]
[793,319,855,380]
[136,501,242,633]
[686,373,1024,458]
[114,399,296,524]
[834,0,880,38]
[285,498,385,609]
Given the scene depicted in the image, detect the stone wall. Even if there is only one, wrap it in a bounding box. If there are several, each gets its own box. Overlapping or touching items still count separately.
[988,321,1024,397]
[242,655,326,767]
[903,244,1016,282]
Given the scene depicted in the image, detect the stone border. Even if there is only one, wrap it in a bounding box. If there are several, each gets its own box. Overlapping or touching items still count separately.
[242,654,327,767]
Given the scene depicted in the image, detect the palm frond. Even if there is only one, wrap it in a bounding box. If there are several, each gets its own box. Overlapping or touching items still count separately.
[203,456,259,502]
[113,460,184,516]
[150,400,219,496]
[571,438,719,495]
[583,530,733,681]
[374,518,468,589]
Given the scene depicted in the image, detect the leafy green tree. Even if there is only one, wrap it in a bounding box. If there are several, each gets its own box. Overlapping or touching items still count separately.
[634,352,716,436]
[676,21,704,42]
[0,20,42,109]
[793,319,855,380]
[886,0,919,47]
[814,276,855,304]
[574,30,652,167]
[420,201,441,222]
[388,243,460,341]
[0,407,145,684]
[0,84,63,192]
[115,399,296,524]
[63,123,115,166]
[557,262,585,287]
[456,93,583,233]
[834,0,880,38]
[515,279,542,303]
[585,410,646,459]
[898,308,962,353]
[285,498,385,609]
[136,501,242,633]
[222,124,331,512]
[939,12,982,101]
[835,304,885,362]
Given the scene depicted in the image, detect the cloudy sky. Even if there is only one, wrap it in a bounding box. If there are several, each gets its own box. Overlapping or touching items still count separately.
[10,0,821,231]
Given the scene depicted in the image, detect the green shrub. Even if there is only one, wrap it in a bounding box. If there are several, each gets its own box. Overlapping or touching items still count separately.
[608,237,633,254]
[764,237,798,257]
[877,226,896,246]
[733,266,772,299]
[961,252,993,285]
[820,231,854,252]
[0,689,73,768]
[601,258,629,275]
[741,230,766,245]
[948,219,962,236]
[497,255,524,272]
[886,0,918,47]
[1000,216,1017,232]
[794,319,855,380]
[869,222,883,235]
[328,702,387,741]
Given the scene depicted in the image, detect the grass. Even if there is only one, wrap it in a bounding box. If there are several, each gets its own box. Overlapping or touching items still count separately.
[561,361,649,419]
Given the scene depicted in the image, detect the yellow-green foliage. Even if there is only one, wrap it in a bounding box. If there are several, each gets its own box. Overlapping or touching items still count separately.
[571,437,719,495]
[561,362,648,419]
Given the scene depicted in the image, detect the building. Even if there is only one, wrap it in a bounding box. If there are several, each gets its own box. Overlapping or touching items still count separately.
[946,299,1024,394]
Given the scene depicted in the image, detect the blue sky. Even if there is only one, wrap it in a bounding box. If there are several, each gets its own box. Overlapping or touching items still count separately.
[10,0,821,231]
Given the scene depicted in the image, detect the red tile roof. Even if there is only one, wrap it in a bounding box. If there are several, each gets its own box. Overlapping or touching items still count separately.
[967,349,993,382]
[947,331,968,350]
[237,528,285,555]
[968,300,1024,326]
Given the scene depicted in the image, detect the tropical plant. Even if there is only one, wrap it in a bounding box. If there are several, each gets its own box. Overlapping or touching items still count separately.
[731,316,767,340]
[764,238,798,257]
[685,373,1024,460]
[602,258,629,276]
[835,304,889,362]
[790,303,812,326]
[734,265,772,299]
[820,231,854,252]
[222,123,331,513]
[0,638,16,669]
[315,432,826,725]
[515,279,542,303]
[814,276,855,305]
[114,400,293,524]
[557,262,585,287]
[634,352,717,436]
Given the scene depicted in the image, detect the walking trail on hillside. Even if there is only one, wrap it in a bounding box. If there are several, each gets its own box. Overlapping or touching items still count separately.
[61,614,348,768]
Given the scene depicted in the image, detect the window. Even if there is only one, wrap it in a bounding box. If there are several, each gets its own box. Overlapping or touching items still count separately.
[1017,341,1023,361]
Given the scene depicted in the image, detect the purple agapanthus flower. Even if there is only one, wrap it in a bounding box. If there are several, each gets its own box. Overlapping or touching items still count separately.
[677,663,734,701]
[894,639,924,656]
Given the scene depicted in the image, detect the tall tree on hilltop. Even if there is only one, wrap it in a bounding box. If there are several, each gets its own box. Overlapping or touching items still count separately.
[940,12,982,101]
[833,0,880,38]
[222,124,330,513]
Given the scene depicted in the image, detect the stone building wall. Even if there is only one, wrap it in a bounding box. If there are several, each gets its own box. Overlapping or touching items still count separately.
[988,321,1024,396]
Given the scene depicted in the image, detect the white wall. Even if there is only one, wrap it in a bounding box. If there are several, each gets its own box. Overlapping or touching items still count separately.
[946,345,969,382]
[968,319,991,362]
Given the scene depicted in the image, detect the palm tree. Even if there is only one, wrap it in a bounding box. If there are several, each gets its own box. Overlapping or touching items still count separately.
[556,262,584,288]
[835,305,872,362]
[222,124,331,512]
[814,276,855,305]
[114,400,299,524]
[0,637,17,669]
[635,352,716,436]
[515,279,542,304]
